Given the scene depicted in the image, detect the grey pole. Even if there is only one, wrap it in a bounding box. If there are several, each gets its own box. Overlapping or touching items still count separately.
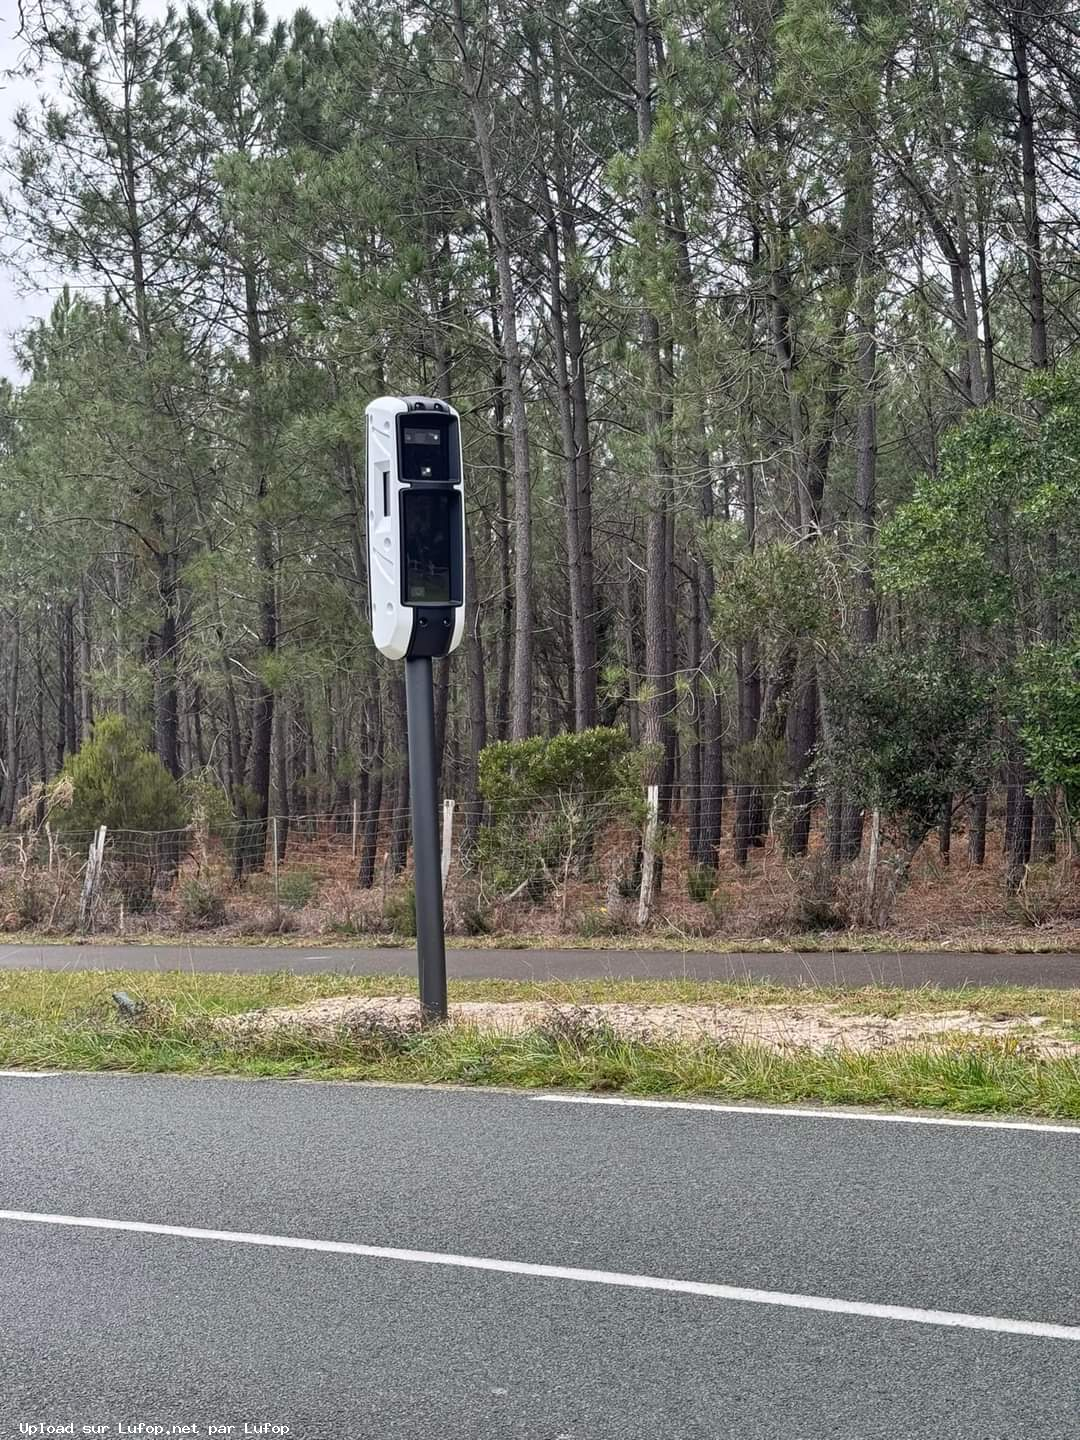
[404,655,448,1023]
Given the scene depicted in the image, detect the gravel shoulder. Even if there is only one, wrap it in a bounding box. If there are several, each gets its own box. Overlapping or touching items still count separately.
[221,993,1080,1058]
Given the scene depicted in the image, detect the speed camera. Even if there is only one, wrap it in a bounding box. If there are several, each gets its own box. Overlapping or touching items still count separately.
[366,395,466,660]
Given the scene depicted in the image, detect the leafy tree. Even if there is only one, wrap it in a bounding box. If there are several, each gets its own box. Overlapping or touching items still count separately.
[1016,645,1080,813]
[819,648,992,863]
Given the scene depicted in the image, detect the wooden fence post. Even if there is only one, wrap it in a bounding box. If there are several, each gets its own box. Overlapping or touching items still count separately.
[637,785,659,927]
[441,798,455,895]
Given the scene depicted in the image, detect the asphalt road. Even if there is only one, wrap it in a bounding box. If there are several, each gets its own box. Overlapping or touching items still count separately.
[1,939,1079,987]
[1,1075,1078,1438]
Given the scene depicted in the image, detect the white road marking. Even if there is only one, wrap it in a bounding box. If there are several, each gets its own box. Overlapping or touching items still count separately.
[0,1070,56,1078]
[536,1094,1080,1134]
[1,1208,1077,1342]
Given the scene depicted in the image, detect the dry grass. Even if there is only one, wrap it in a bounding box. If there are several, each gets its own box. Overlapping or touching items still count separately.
[1,812,1076,952]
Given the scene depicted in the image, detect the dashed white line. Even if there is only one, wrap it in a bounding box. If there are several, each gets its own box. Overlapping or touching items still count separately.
[1,1208,1077,1342]
[536,1094,1080,1134]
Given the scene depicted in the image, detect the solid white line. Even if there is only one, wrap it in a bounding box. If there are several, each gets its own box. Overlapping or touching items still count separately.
[536,1095,1080,1135]
[0,1070,56,1079]
[1,1208,1077,1342]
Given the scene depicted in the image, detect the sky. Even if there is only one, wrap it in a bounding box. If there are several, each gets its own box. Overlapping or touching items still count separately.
[0,0,341,382]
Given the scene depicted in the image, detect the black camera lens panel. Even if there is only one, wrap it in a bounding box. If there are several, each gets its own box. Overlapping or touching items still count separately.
[398,413,457,483]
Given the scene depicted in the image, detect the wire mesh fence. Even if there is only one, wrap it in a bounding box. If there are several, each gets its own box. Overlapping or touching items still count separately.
[0,784,1075,938]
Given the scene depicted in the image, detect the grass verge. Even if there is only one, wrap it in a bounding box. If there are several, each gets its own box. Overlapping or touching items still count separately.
[1,969,1078,1119]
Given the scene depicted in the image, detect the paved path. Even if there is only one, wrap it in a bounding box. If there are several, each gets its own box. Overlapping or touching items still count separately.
[1,1074,1077,1437]
[1,939,1078,987]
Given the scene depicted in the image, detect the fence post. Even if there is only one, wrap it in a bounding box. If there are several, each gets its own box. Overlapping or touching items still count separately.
[865,807,881,922]
[441,798,455,895]
[351,798,359,860]
[272,816,279,904]
[637,784,660,927]
[79,824,107,930]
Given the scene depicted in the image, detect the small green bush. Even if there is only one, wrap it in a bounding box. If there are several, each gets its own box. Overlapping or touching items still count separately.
[573,906,629,938]
[687,864,718,902]
[384,884,417,937]
[475,726,648,900]
[178,879,228,929]
[276,868,318,911]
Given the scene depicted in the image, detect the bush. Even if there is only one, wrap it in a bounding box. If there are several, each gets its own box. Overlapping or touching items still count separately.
[384,884,417,937]
[573,906,630,938]
[475,726,647,900]
[178,878,228,929]
[687,864,718,902]
[1010,862,1072,928]
[788,854,850,931]
[51,714,188,837]
[276,868,318,911]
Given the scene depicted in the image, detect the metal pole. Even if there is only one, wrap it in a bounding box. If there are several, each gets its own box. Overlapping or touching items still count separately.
[404,656,448,1023]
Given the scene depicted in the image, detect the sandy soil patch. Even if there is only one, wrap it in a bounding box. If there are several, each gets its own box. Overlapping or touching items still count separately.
[219,995,1079,1057]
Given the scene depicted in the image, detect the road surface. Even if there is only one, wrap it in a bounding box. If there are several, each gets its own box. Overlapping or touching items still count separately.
[1,939,1078,987]
[1,1073,1078,1437]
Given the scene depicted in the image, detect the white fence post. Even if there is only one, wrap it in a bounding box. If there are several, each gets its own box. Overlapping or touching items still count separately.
[351,798,359,859]
[271,816,280,903]
[79,824,107,930]
[441,798,455,895]
[637,784,660,927]
[865,807,881,921]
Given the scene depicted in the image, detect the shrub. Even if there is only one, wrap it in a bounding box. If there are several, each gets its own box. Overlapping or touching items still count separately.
[573,906,629,939]
[178,878,228,929]
[384,883,417,937]
[1010,862,1073,928]
[276,868,318,911]
[788,854,850,931]
[475,726,648,901]
[51,714,188,837]
[687,864,718,902]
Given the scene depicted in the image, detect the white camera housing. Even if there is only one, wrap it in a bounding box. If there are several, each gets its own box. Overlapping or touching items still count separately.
[366,395,466,661]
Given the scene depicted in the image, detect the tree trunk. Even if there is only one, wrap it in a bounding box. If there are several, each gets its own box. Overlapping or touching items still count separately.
[77,578,93,742]
[1012,16,1049,372]
[968,791,987,866]
[155,553,180,779]
[452,1,533,737]
[633,0,673,836]
[2,610,20,825]
[463,526,488,851]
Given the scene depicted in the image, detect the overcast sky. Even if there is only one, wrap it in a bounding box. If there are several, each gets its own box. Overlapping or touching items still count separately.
[0,0,341,382]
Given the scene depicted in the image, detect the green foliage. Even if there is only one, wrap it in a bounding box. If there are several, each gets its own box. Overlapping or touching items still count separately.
[478,726,644,815]
[820,648,992,856]
[476,728,646,899]
[710,531,838,648]
[181,773,235,837]
[276,868,319,911]
[384,884,417,938]
[881,365,1080,631]
[178,878,228,929]
[1015,644,1080,808]
[687,864,718,902]
[51,714,188,838]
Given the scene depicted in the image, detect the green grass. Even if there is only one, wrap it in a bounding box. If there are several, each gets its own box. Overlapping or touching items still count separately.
[1,968,1078,1119]
[2,967,1078,1021]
